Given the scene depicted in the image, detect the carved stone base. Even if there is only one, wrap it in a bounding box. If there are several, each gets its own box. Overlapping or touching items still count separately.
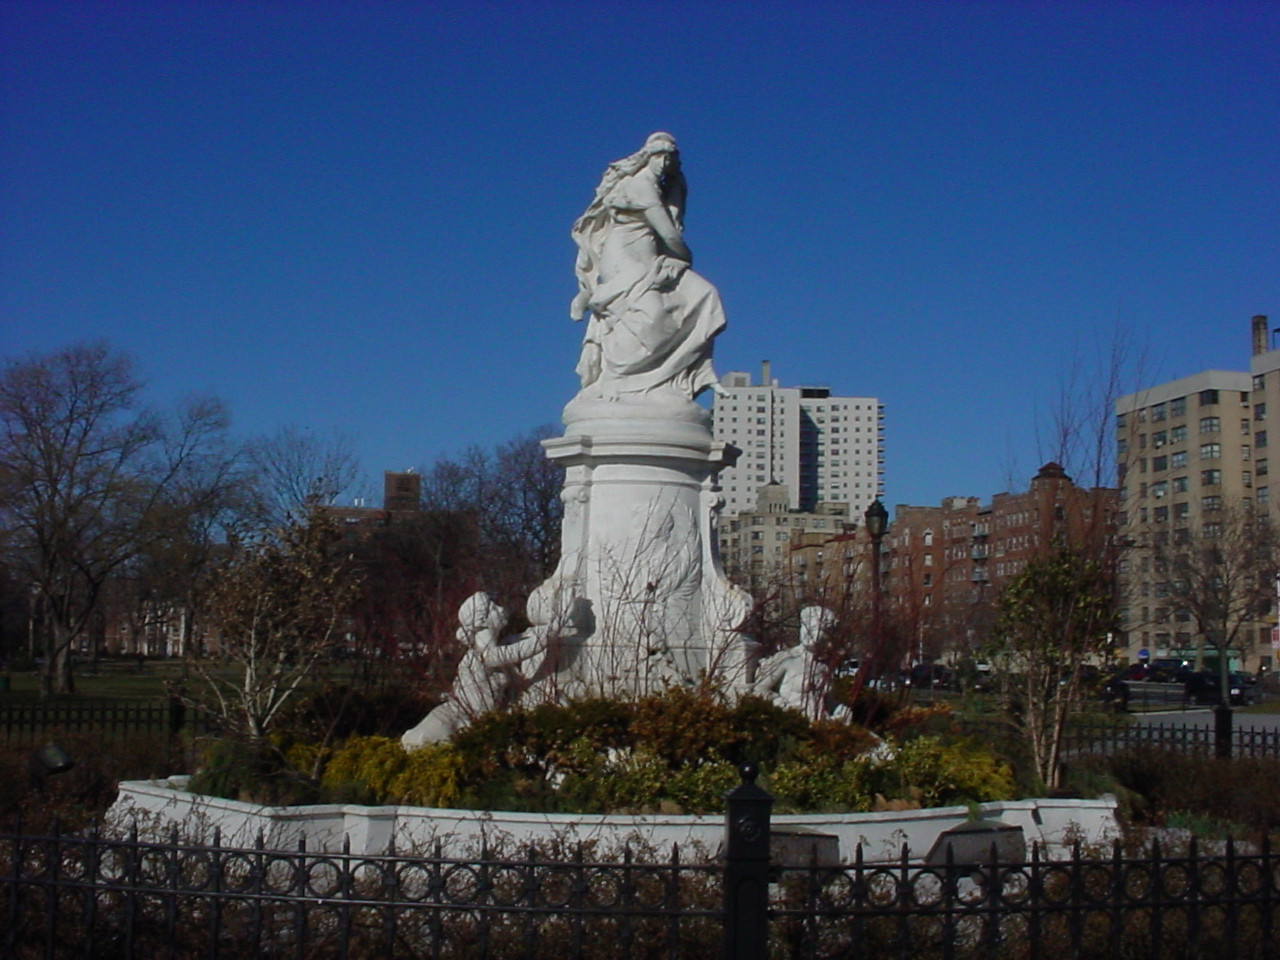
[526,391,752,699]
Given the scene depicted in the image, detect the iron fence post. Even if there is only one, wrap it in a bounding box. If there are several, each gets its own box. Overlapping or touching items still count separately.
[723,761,772,960]
[1214,704,1232,759]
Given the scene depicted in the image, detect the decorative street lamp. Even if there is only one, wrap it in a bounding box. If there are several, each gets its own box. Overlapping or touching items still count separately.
[864,499,889,685]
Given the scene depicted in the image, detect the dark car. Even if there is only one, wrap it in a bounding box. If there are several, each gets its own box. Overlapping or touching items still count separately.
[1103,663,1188,710]
[908,663,953,690]
[1181,670,1257,707]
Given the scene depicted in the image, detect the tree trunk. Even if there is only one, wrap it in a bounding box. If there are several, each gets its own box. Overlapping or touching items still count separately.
[41,623,76,696]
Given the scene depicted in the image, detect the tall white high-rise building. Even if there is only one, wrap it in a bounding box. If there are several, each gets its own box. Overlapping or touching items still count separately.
[711,361,884,518]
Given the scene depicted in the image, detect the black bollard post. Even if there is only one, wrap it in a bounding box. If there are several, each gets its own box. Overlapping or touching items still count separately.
[1214,703,1232,759]
[168,696,186,736]
[723,761,772,960]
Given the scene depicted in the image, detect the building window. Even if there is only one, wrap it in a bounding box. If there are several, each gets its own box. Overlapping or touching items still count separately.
[1244,471,1253,488]
[1171,451,1188,468]
[1200,443,1221,459]
[1170,425,1187,444]
[1152,455,1167,472]
[1258,458,1269,477]
[1171,476,1189,493]
[1204,522,1223,539]
[1202,495,1223,512]
[1151,430,1167,447]
[1171,396,1187,417]
[1151,480,1168,498]
[1154,505,1169,522]
[1243,444,1252,461]
[1151,403,1166,422]
[1174,502,1189,520]
[1199,389,1219,406]
[1199,417,1220,434]
[1260,487,1271,506]
[1258,430,1269,449]
[1116,413,1127,429]
[1118,439,1128,455]
[1201,469,1222,486]
[1254,374,1266,391]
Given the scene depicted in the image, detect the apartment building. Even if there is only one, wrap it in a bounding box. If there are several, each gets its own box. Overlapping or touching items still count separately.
[711,362,883,518]
[880,464,1115,661]
[1115,315,1278,671]
[716,482,853,587]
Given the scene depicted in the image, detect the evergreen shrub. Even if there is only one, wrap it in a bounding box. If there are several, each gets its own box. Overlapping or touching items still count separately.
[249,687,1017,815]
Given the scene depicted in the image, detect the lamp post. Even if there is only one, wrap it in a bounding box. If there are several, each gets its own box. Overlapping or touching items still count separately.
[864,499,889,685]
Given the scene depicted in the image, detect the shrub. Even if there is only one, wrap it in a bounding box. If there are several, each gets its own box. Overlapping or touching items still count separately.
[390,742,465,808]
[320,735,409,803]
[182,684,1020,817]
[188,739,320,806]
[889,735,1017,807]
[0,728,180,830]
[768,735,1016,813]
[769,753,877,813]
[1073,748,1280,841]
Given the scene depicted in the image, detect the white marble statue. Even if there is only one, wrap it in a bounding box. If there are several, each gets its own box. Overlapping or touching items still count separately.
[400,134,755,737]
[402,593,550,749]
[570,132,725,401]
[753,606,837,720]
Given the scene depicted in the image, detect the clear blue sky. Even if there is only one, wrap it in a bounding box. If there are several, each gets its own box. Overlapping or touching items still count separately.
[4,1,1277,509]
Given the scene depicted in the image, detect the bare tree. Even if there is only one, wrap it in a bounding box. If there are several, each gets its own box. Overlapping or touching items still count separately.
[192,515,360,741]
[1033,323,1151,491]
[990,548,1117,791]
[1152,502,1277,700]
[420,427,564,601]
[0,344,235,693]
[247,425,361,526]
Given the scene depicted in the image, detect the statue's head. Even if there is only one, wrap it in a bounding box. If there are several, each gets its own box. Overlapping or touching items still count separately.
[459,592,507,642]
[644,131,677,155]
[799,605,836,648]
[643,132,678,176]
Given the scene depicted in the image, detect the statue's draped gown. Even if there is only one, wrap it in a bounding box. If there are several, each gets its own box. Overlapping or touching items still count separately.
[574,171,724,401]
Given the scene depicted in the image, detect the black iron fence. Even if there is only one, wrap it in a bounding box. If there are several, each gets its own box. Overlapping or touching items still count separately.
[2,823,722,960]
[4,768,1280,959]
[0,698,185,743]
[955,717,1280,761]
[768,837,1280,960]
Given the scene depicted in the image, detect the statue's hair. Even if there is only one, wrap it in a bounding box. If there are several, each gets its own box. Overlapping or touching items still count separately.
[571,132,683,306]
[579,132,673,216]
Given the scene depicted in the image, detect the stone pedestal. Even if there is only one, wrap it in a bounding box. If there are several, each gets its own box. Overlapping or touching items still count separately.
[527,391,752,698]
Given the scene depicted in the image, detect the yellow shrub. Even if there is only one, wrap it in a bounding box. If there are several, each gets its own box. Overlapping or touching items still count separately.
[390,743,465,808]
[321,736,408,802]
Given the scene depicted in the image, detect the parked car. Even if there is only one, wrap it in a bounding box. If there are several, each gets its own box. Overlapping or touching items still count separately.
[908,663,953,690]
[1181,670,1257,707]
[833,658,861,679]
[1103,663,1189,709]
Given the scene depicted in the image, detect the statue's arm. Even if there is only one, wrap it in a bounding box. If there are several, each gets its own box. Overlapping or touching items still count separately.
[643,203,692,264]
[488,626,550,666]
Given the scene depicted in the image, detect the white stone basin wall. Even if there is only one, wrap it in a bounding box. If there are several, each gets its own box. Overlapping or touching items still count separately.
[109,777,1119,864]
